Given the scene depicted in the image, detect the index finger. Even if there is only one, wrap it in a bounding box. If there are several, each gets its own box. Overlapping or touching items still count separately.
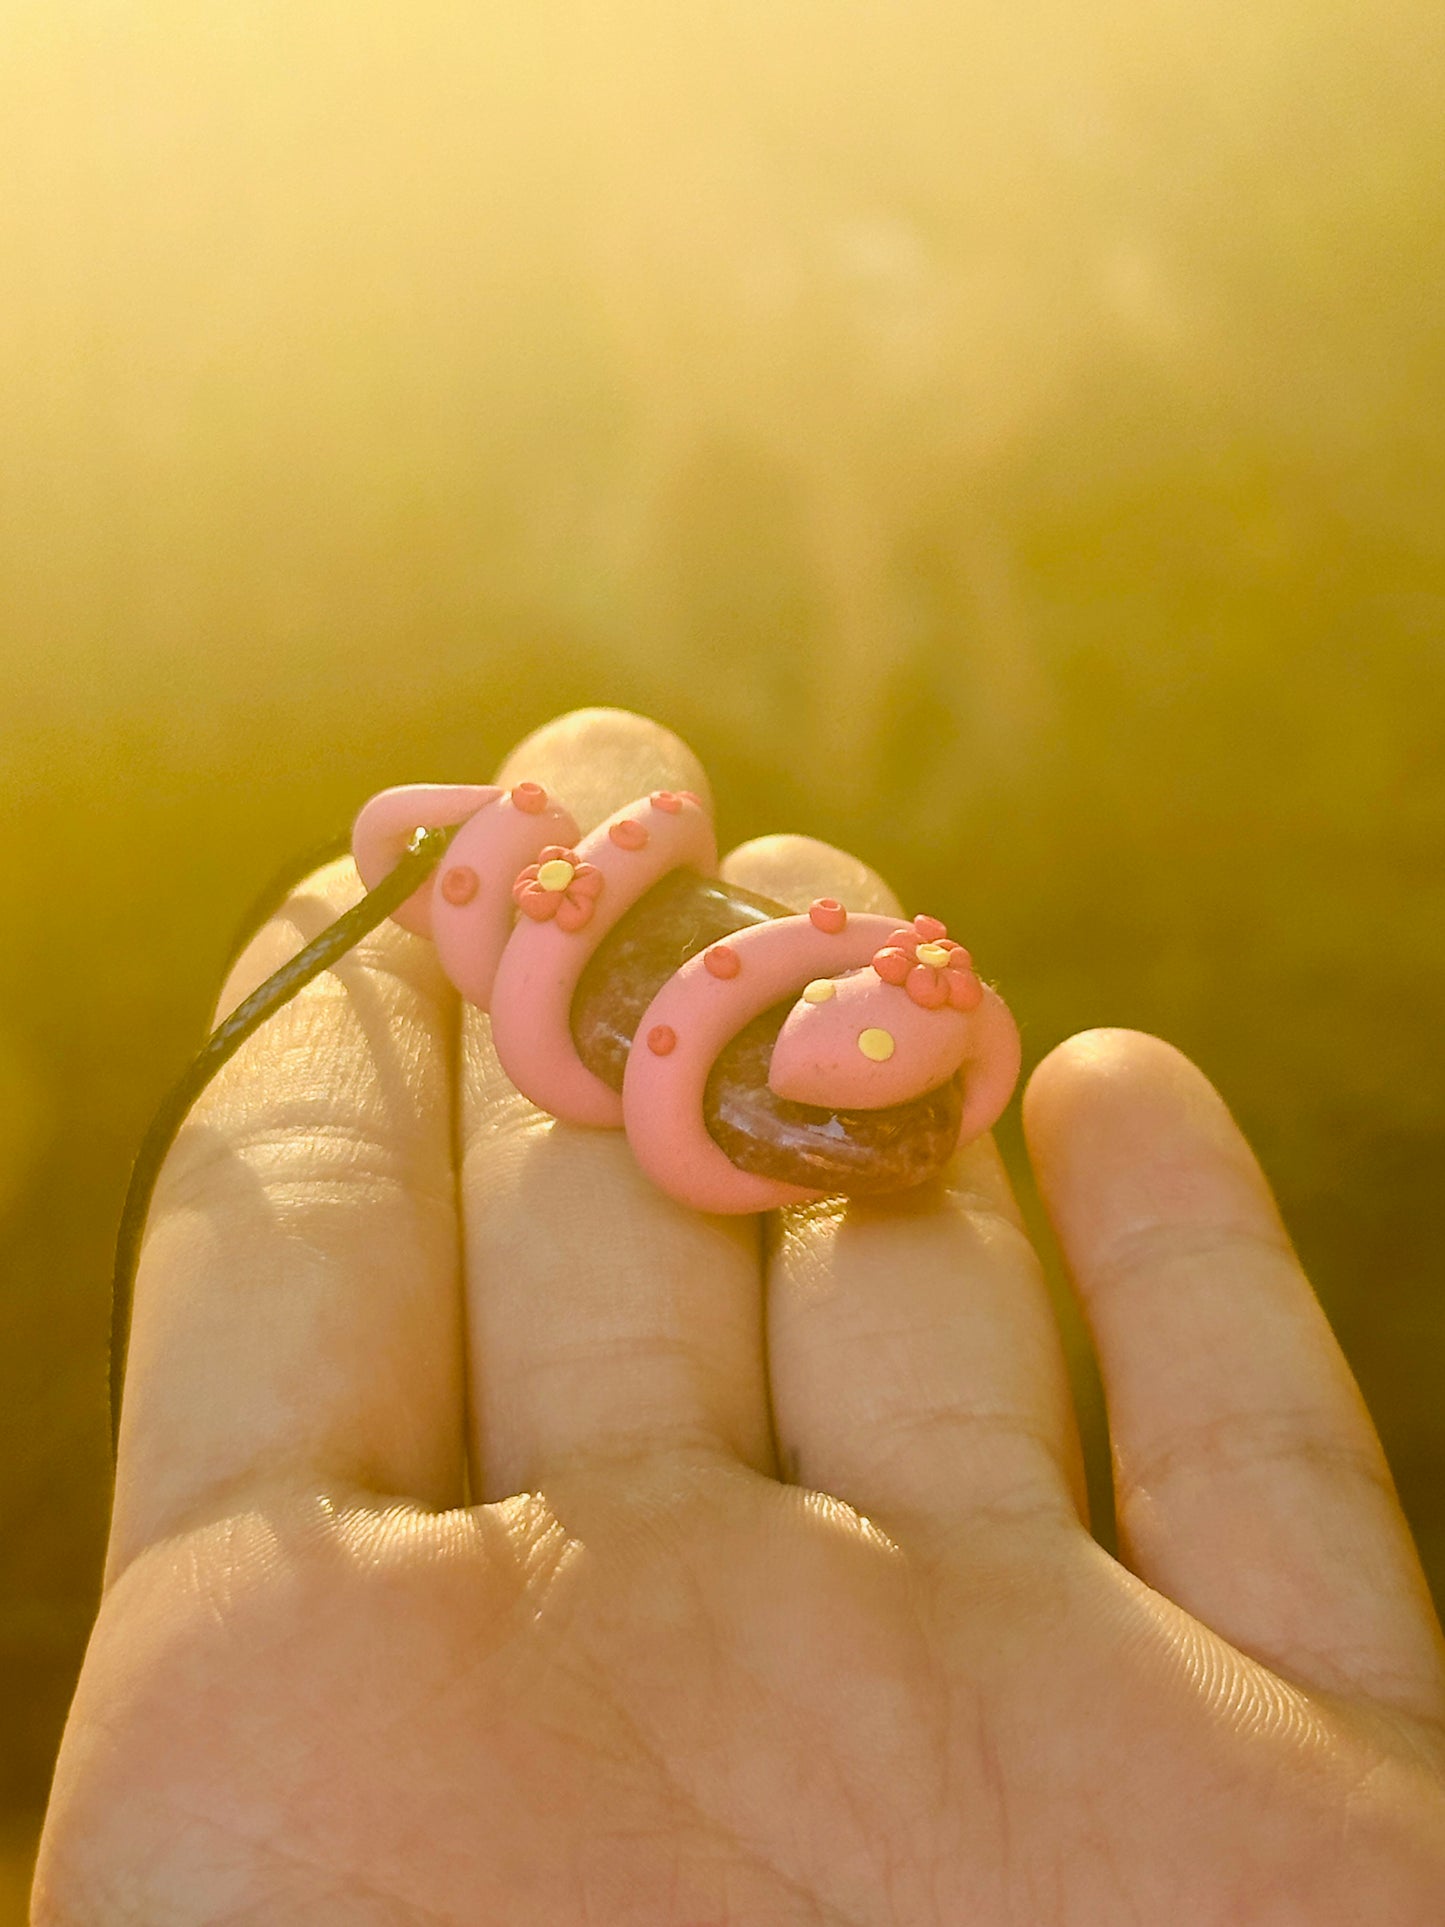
[107,855,464,1582]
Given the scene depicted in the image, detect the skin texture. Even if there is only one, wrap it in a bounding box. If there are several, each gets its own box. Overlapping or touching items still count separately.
[33,708,1445,1925]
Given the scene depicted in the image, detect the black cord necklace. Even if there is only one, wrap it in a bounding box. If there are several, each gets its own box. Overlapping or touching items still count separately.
[108,822,460,1462]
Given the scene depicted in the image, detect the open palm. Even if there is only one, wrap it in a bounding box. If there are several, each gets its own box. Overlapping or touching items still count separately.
[36,711,1445,1924]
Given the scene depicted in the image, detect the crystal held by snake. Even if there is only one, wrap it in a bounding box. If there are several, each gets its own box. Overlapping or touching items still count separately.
[353,782,1021,1214]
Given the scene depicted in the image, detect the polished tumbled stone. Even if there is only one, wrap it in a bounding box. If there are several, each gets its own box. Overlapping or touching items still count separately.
[570,867,961,1196]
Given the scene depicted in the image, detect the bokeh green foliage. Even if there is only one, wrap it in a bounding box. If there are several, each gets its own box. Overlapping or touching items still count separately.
[3,0,1444,1894]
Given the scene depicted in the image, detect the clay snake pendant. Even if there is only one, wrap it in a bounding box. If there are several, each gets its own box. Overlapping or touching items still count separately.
[353,782,1022,1214]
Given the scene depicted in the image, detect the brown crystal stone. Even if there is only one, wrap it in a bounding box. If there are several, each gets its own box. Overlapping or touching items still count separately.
[570,867,961,1197]
[703,1008,962,1195]
[570,868,779,1088]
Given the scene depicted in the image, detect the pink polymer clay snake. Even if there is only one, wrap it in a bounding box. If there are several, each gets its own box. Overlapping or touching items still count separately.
[353,780,1022,1214]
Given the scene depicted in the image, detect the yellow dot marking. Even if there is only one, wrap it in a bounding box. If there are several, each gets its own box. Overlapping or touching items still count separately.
[802,979,836,1004]
[858,1027,895,1061]
[916,941,950,968]
[536,858,576,892]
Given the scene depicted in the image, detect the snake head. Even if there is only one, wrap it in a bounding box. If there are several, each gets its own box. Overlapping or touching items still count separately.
[768,917,1022,1144]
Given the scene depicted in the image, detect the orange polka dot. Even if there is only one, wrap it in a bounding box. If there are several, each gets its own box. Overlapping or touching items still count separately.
[440,865,479,906]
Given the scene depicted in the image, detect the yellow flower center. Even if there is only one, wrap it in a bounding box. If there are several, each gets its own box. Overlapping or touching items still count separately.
[858,1027,895,1062]
[536,858,576,892]
[802,979,836,1004]
[916,942,950,968]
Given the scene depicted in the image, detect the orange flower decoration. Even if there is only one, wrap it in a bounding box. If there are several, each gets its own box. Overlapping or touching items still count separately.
[512,845,605,932]
[871,914,983,1012]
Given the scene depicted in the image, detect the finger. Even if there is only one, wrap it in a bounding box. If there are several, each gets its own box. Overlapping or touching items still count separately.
[1024,1028,1445,1724]
[458,708,776,1500]
[107,856,464,1582]
[719,836,1087,1544]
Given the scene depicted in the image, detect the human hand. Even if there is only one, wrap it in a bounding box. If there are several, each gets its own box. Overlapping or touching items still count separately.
[34,709,1445,1924]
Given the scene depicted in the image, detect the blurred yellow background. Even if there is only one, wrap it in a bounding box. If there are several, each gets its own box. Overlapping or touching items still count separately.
[3,0,1444,1908]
